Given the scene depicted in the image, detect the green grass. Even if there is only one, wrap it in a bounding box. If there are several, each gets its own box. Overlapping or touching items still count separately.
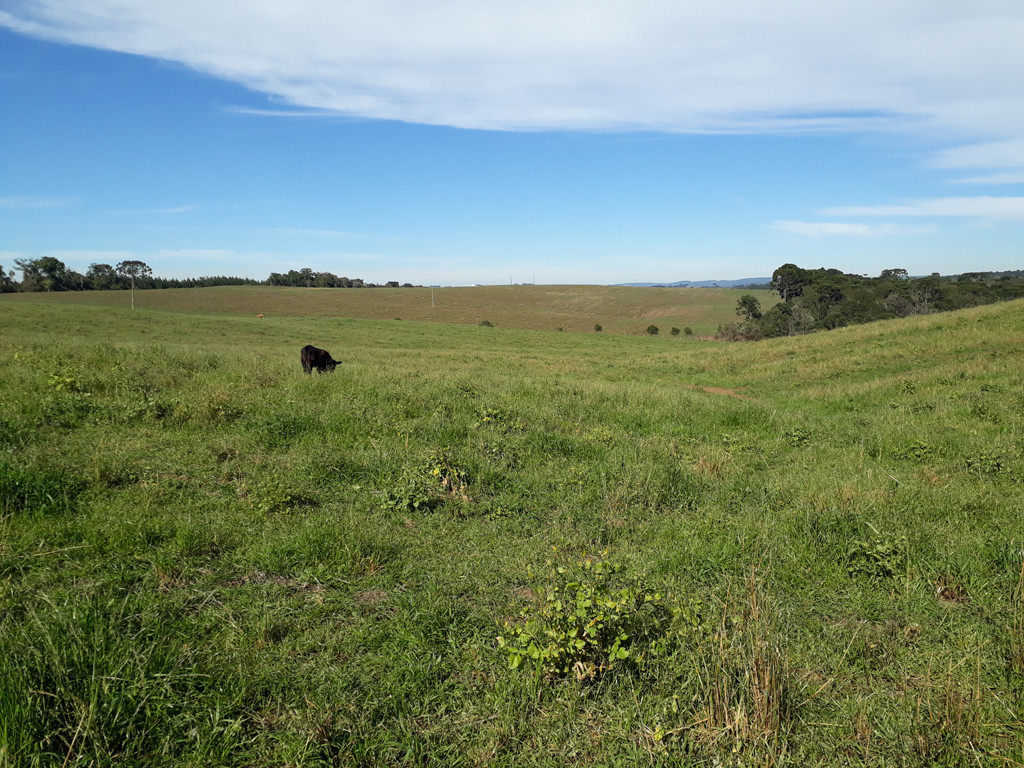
[0,283,757,337]
[1,295,1022,766]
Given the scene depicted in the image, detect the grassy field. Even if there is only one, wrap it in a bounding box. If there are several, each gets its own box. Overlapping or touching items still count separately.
[0,284,758,337]
[1,292,1023,766]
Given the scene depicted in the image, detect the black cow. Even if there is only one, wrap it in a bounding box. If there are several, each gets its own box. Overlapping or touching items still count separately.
[301,344,340,374]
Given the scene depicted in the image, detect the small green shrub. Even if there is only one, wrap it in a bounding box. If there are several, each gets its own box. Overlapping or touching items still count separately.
[847,534,908,580]
[425,450,471,500]
[670,327,680,337]
[476,406,522,434]
[381,476,437,514]
[242,471,307,516]
[965,453,1005,475]
[646,325,659,336]
[895,440,933,461]
[42,366,97,427]
[784,428,811,446]
[498,554,676,681]
[381,450,472,514]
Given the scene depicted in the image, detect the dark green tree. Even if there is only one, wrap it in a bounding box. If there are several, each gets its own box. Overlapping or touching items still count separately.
[87,263,119,290]
[770,263,810,302]
[879,268,909,280]
[0,264,15,292]
[15,257,69,292]
[735,294,763,320]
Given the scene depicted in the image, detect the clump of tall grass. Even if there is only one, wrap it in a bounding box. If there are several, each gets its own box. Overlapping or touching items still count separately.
[0,592,245,766]
[691,569,793,759]
[0,462,87,518]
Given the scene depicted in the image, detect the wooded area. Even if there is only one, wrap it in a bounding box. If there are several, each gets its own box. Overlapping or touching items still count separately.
[720,264,1024,339]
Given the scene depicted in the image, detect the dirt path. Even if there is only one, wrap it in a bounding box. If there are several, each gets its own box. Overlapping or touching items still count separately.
[690,385,751,400]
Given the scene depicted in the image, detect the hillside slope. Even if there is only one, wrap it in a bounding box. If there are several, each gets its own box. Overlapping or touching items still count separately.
[1,299,1022,766]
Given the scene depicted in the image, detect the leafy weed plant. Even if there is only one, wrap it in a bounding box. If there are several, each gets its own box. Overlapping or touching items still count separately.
[499,553,675,682]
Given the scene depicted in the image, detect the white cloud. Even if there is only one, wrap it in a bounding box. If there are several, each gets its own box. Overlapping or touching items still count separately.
[952,172,1024,186]
[2,0,1023,149]
[929,139,1024,183]
[823,196,1024,220]
[224,106,342,118]
[772,221,936,237]
[929,139,1024,170]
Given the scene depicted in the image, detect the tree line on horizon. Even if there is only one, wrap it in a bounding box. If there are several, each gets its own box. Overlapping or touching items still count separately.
[720,264,1024,340]
[0,258,260,293]
[0,258,416,293]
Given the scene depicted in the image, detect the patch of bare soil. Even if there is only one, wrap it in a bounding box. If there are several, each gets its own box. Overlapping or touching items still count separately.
[223,571,325,595]
[687,384,751,400]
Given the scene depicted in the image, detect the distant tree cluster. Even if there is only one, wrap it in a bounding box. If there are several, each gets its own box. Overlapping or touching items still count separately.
[266,269,417,288]
[4,257,260,293]
[718,264,1024,340]
[267,269,368,288]
[1,259,424,293]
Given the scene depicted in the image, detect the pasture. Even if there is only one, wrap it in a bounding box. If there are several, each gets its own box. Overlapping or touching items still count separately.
[1,291,1023,766]
[0,283,755,337]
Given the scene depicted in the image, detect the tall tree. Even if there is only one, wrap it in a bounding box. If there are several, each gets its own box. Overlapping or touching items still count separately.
[770,263,810,303]
[115,260,152,310]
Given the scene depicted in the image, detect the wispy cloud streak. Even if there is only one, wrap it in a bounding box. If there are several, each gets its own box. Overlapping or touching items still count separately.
[823,197,1024,221]
[772,221,937,237]
[2,0,1022,152]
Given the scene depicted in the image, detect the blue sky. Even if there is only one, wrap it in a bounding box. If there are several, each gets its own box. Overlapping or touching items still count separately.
[3,1,1024,286]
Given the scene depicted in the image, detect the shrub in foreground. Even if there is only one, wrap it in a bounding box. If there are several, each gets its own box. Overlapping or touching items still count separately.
[498,554,677,682]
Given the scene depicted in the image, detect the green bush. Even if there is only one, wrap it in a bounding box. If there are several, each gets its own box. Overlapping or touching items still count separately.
[499,554,676,681]
[847,534,908,580]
